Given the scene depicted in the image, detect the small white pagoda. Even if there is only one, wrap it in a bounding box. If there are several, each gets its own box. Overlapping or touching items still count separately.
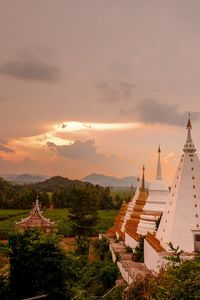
[144,115,200,272]
[124,166,148,249]
[17,195,54,234]
[137,146,169,236]
[121,177,140,233]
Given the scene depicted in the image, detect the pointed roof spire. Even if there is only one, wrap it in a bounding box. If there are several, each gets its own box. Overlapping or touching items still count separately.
[141,165,145,191]
[35,192,40,210]
[156,145,162,180]
[187,112,192,129]
[183,113,196,153]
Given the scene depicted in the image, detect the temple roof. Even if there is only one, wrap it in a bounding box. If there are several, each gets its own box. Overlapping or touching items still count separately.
[17,195,54,226]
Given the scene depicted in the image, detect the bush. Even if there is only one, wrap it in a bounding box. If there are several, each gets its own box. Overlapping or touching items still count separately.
[93,237,110,260]
[126,253,200,300]
[134,237,144,262]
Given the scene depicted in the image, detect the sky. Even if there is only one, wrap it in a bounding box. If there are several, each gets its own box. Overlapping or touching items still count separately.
[0,0,200,184]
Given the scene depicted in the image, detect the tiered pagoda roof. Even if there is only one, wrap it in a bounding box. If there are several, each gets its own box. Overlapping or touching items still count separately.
[121,177,140,233]
[17,195,54,234]
[125,166,148,244]
[107,199,127,240]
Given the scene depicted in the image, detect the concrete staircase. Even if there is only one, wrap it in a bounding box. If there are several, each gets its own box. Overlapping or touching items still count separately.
[108,236,149,284]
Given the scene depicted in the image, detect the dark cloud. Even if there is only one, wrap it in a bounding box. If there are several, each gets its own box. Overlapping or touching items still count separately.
[0,60,61,82]
[121,99,200,126]
[0,143,14,153]
[46,139,135,172]
[96,80,134,103]
[55,140,105,163]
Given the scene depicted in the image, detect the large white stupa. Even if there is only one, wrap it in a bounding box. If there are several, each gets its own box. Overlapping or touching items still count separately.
[137,146,169,235]
[144,115,200,272]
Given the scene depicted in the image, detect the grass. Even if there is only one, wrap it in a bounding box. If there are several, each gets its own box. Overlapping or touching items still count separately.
[0,210,29,239]
[0,208,118,238]
[44,209,72,236]
[96,210,118,233]
[0,210,29,216]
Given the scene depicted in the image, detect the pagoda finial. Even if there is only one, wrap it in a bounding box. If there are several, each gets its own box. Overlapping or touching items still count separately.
[156,144,162,180]
[136,175,140,187]
[141,165,145,191]
[35,192,40,210]
[187,112,192,130]
[183,113,196,153]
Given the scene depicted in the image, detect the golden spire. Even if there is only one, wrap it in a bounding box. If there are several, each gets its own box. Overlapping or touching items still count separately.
[141,165,145,191]
[156,144,162,180]
[158,144,161,153]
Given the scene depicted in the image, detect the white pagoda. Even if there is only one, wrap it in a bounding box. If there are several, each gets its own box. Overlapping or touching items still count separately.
[137,146,169,236]
[125,166,148,249]
[144,115,200,272]
[121,177,140,233]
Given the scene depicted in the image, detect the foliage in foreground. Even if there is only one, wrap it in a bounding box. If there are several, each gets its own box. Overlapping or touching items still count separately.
[74,237,120,299]
[8,230,80,299]
[126,254,200,300]
[0,232,120,300]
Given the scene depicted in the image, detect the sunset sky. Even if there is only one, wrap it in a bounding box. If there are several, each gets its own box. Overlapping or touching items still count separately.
[0,0,200,184]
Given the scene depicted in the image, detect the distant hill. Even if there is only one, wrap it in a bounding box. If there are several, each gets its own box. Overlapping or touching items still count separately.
[1,173,49,185]
[29,175,92,192]
[82,173,150,187]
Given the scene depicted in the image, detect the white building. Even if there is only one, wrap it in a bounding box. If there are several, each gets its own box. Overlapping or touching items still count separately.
[125,166,148,249]
[121,177,140,233]
[144,116,200,272]
[137,147,169,236]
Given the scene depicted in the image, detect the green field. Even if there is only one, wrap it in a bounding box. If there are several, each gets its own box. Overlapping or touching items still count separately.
[0,209,118,239]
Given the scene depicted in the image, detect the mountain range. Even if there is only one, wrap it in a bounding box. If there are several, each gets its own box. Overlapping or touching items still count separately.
[0,173,49,184]
[0,172,150,187]
[82,173,150,187]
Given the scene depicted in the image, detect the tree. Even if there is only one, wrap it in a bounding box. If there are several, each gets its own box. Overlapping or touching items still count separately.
[9,230,79,299]
[113,194,122,209]
[68,185,99,254]
[93,237,110,261]
[95,185,113,209]
[0,274,9,300]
